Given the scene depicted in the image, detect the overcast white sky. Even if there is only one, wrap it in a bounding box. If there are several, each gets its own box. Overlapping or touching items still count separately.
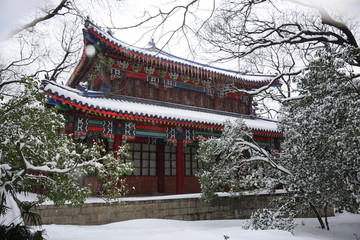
[1,0,359,38]
[1,0,359,52]
[0,0,359,83]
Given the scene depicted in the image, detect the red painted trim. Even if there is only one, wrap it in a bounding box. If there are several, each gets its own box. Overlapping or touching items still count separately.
[113,133,122,158]
[89,29,123,53]
[88,126,103,131]
[125,72,147,79]
[252,137,268,142]
[253,131,283,138]
[87,29,278,87]
[136,125,166,131]
[92,75,101,87]
[47,93,281,136]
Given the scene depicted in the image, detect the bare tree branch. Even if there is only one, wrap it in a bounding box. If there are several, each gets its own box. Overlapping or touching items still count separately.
[6,0,69,39]
[199,0,359,66]
[232,69,304,95]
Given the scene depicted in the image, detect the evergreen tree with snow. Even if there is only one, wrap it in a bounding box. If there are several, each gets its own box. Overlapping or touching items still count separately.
[0,76,132,226]
[279,47,360,229]
[196,48,360,229]
[196,118,289,202]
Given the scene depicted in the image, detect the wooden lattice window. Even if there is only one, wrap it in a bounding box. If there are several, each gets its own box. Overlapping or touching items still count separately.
[125,79,134,96]
[218,99,225,111]
[164,145,176,176]
[184,146,199,176]
[174,89,181,103]
[165,88,174,102]
[135,80,144,98]
[190,91,196,106]
[127,142,157,176]
[148,85,158,100]
[242,104,248,114]
[226,98,233,112]
[183,90,190,105]
[199,94,204,107]
[234,99,240,113]
[112,79,122,94]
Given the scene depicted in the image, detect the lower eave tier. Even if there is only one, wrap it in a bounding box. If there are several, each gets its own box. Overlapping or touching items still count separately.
[42,80,282,138]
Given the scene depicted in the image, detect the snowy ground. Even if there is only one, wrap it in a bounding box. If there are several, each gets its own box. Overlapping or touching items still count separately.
[11,193,360,239]
[42,212,360,240]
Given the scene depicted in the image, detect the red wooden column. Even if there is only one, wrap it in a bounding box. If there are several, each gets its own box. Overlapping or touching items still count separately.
[156,144,165,193]
[103,71,111,84]
[113,133,122,158]
[224,98,228,112]
[176,138,184,194]
[214,94,219,110]
[121,78,126,95]
[248,95,252,115]
[159,82,165,101]
[144,81,149,99]
[113,121,123,159]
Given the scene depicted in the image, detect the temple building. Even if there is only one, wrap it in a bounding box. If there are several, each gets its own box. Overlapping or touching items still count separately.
[41,20,282,196]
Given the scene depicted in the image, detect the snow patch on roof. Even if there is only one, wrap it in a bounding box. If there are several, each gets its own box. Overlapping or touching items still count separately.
[43,81,280,133]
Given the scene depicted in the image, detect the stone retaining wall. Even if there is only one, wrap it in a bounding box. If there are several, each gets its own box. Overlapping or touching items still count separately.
[34,194,332,225]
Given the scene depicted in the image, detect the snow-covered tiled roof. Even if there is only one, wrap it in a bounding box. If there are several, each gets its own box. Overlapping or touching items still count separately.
[81,20,276,83]
[42,80,281,135]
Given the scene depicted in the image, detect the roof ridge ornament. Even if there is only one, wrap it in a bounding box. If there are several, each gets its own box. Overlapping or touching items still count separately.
[107,29,114,37]
[148,38,156,48]
[85,16,91,28]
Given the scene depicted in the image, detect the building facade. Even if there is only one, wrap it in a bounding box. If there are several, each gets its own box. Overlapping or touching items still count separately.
[42,20,282,196]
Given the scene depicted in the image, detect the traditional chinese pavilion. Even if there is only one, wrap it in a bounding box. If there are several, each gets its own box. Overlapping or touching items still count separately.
[42,20,282,196]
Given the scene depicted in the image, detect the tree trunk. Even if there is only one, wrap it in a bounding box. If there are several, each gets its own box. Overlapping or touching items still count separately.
[309,202,325,229]
[0,192,5,216]
[324,203,330,230]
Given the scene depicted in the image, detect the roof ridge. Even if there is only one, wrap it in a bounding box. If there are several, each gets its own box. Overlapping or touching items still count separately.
[84,19,276,79]
[105,92,255,120]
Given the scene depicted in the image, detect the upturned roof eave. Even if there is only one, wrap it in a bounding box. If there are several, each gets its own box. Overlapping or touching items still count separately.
[67,20,278,88]
[43,80,282,137]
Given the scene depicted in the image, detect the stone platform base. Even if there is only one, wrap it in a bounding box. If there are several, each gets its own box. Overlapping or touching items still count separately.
[34,193,333,225]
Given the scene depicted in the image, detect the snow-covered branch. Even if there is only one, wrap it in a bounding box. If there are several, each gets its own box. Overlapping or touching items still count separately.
[16,141,104,175]
[280,93,309,103]
[235,135,292,175]
[25,159,104,175]
[240,156,291,176]
[232,69,304,95]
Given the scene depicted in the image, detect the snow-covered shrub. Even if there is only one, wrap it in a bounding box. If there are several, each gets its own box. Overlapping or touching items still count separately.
[0,223,46,240]
[196,119,288,202]
[242,208,295,233]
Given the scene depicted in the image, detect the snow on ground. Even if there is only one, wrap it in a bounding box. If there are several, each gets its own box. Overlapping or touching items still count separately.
[17,193,360,239]
[42,212,360,240]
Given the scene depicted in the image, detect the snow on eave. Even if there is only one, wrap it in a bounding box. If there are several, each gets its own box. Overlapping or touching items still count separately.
[42,80,280,134]
[84,20,275,84]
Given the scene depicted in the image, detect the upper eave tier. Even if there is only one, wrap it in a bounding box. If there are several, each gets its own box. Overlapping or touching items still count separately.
[42,80,282,137]
[67,20,278,89]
